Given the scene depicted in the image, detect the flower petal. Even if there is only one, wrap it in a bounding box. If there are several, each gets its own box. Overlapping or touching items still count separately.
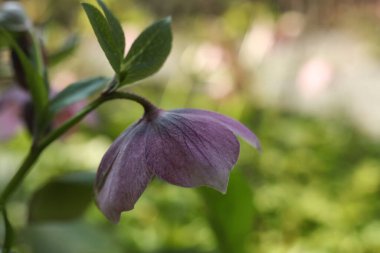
[0,104,22,140]
[0,88,28,140]
[172,109,261,151]
[96,121,153,223]
[145,112,240,193]
[95,122,138,190]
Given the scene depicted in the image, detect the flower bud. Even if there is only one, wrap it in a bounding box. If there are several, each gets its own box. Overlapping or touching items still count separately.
[0,1,31,32]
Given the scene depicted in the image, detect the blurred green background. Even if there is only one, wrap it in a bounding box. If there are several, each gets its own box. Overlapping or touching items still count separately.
[1,0,380,252]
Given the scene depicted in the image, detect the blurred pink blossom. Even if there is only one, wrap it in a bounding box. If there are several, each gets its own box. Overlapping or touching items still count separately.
[296,57,334,99]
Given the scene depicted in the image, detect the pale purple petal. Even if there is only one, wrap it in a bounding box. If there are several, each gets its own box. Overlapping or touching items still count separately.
[96,121,153,223]
[0,104,22,140]
[0,87,28,140]
[172,109,261,151]
[95,121,139,190]
[145,112,240,193]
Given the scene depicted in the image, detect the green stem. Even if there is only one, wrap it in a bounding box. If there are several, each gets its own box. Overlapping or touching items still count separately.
[0,91,154,208]
[0,91,155,250]
[38,91,156,150]
[1,208,14,253]
[0,148,41,209]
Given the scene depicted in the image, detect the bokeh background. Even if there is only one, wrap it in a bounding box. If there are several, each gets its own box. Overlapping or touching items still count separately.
[1,0,380,252]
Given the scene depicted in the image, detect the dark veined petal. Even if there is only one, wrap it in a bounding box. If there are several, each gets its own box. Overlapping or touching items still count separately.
[172,109,261,151]
[96,121,153,223]
[145,112,240,193]
[95,122,140,190]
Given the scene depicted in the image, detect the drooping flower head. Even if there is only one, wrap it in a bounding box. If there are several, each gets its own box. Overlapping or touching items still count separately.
[96,102,260,223]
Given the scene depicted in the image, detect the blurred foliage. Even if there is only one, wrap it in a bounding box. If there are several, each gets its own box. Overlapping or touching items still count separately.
[28,171,94,223]
[199,171,255,253]
[2,0,380,253]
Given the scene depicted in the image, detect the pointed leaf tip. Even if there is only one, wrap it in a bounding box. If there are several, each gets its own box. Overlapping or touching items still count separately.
[118,17,172,86]
[81,2,123,73]
[96,0,125,56]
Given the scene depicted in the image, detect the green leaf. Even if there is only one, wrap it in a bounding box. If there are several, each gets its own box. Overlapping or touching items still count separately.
[0,36,7,48]
[81,3,122,72]
[119,17,172,86]
[48,35,79,66]
[23,222,123,253]
[49,77,109,114]
[198,170,256,253]
[28,171,95,223]
[96,0,125,57]
[0,29,48,114]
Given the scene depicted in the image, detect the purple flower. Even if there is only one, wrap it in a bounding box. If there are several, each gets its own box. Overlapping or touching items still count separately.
[0,88,29,140]
[96,107,260,223]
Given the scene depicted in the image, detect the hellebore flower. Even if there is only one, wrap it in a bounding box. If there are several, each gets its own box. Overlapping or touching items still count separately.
[96,102,260,223]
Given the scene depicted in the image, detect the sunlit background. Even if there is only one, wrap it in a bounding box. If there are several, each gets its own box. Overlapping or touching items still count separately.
[1,0,380,252]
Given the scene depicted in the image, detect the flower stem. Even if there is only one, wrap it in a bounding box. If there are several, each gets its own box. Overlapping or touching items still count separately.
[1,208,14,253]
[0,91,156,252]
[38,91,157,149]
[109,91,158,116]
[0,91,155,208]
[0,147,41,209]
